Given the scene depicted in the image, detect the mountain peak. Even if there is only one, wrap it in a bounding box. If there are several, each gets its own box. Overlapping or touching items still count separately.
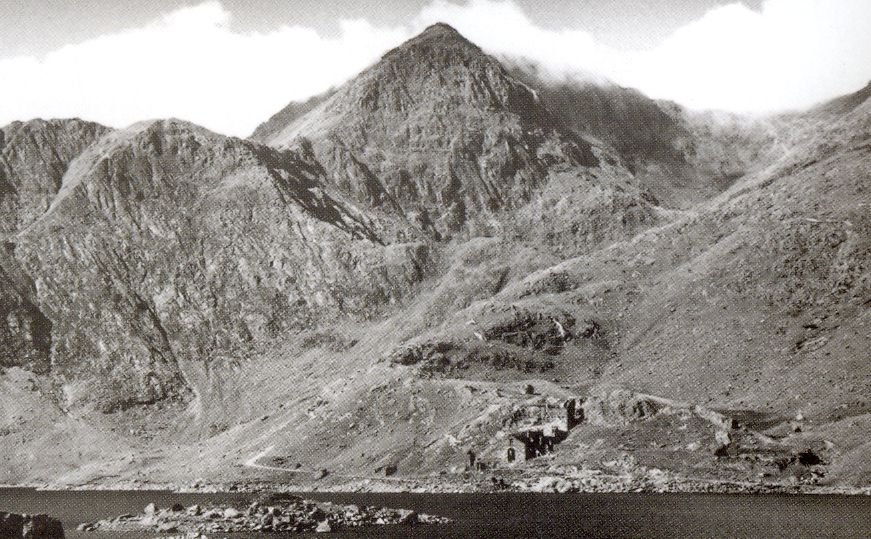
[417,23,464,40]
[399,22,478,51]
[1,118,106,141]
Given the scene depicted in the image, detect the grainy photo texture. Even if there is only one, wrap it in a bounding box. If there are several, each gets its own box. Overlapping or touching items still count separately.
[0,1,870,537]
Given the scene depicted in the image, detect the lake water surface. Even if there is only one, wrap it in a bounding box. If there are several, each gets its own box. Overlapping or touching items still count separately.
[2,488,870,538]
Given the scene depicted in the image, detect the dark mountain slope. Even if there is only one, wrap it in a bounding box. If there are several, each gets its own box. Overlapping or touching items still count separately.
[0,243,52,373]
[509,71,690,168]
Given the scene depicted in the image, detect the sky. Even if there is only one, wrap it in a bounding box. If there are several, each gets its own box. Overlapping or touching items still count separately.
[0,0,868,137]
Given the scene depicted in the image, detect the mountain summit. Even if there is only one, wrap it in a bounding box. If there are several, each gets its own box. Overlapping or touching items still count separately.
[250,24,473,144]
[254,23,597,237]
[404,22,474,46]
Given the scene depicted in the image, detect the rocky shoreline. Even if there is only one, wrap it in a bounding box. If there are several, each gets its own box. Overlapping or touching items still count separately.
[27,471,869,497]
[77,493,451,536]
[0,511,64,538]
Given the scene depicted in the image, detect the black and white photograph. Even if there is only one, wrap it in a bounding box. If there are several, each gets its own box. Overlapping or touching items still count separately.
[0,1,869,537]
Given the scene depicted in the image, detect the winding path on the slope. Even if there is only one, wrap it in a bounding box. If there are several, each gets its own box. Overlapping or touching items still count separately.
[242,445,427,485]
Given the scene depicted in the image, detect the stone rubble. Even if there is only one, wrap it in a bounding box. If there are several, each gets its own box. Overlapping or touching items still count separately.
[77,495,451,535]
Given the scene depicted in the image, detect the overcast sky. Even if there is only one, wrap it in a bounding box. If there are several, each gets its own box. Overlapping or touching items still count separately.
[0,0,868,137]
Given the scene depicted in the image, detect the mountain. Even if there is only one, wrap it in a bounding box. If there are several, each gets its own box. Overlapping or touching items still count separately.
[253,24,601,238]
[5,119,430,413]
[0,25,869,490]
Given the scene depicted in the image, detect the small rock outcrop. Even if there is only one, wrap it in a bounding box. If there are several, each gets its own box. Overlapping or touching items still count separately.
[581,390,666,426]
[78,496,450,535]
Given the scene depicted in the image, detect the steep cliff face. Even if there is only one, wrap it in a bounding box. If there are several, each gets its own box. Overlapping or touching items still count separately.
[0,119,109,235]
[10,119,430,411]
[0,243,52,373]
[511,73,691,169]
[0,120,108,376]
[257,24,599,237]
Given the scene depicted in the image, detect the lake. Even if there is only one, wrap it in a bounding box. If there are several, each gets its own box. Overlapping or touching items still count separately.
[1,488,870,538]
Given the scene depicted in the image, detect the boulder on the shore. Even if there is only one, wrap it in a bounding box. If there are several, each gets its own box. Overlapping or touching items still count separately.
[398,510,419,525]
[0,511,65,538]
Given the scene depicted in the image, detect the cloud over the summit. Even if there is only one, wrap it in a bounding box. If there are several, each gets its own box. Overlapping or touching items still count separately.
[0,2,408,137]
[1,0,869,136]
[417,0,871,112]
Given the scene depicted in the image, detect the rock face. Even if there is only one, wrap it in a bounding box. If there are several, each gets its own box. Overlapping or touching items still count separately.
[0,244,52,373]
[255,24,598,237]
[0,119,109,234]
[1,120,108,376]
[0,512,65,538]
[513,72,691,171]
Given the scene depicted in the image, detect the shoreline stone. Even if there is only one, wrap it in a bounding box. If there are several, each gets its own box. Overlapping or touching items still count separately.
[1,511,65,538]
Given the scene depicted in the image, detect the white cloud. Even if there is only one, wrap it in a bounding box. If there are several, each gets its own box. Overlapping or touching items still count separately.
[1,0,869,137]
[0,2,409,137]
[416,0,871,113]
[630,0,871,111]
[414,0,618,81]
